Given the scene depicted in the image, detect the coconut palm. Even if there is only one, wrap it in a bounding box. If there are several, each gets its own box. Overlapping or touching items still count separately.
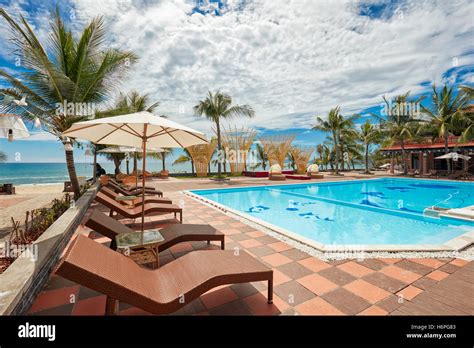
[359,120,382,173]
[377,92,421,175]
[420,85,471,173]
[255,143,268,170]
[194,91,255,177]
[0,151,7,162]
[173,149,195,175]
[313,107,358,175]
[0,8,137,197]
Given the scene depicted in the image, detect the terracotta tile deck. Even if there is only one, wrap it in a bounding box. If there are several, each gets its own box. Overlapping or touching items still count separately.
[27,178,473,316]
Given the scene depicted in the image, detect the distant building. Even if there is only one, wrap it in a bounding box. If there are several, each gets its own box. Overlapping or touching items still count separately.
[380,136,474,174]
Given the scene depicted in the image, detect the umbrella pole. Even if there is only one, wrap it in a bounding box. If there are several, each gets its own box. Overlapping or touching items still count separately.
[141,130,148,233]
[135,152,139,188]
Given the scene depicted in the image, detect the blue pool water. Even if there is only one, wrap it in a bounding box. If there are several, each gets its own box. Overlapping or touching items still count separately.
[191,178,474,245]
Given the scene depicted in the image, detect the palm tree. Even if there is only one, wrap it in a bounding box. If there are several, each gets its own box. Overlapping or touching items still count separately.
[173,148,195,175]
[339,124,359,171]
[255,143,268,170]
[359,120,382,173]
[95,91,159,174]
[316,144,325,166]
[420,85,471,173]
[0,151,6,162]
[194,91,255,177]
[377,92,421,175]
[0,8,136,197]
[313,107,358,175]
[148,149,173,171]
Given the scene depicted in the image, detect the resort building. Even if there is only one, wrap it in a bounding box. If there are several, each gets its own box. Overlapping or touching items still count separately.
[380,136,474,174]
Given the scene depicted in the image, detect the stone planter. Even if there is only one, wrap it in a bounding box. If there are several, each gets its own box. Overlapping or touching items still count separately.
[0,186,98,315]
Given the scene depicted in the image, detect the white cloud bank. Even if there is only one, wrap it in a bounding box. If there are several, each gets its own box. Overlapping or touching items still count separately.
[3,0,474,135]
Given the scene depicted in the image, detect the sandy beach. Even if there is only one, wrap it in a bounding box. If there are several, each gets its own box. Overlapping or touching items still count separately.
[0,183,64,242]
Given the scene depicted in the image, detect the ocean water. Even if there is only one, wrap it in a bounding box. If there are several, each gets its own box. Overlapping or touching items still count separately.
[0,161,198,185]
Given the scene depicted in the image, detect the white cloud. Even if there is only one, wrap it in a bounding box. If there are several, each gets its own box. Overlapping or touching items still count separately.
[3,0,474,135]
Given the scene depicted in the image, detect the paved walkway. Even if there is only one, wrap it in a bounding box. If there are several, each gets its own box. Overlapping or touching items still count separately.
[28,177,473,316]
[392,261,474,315]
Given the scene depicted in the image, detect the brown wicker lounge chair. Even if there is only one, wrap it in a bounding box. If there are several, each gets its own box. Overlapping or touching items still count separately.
[109,178,157,191]
[85,209,224,250]
[56,234,273,315]
[107,181,163,197]
[100,186,172,206]
[95,192,182,222]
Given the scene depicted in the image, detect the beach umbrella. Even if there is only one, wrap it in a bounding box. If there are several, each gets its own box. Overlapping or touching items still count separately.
[435,152,471,161]
[0,114,30,141]
[62,111,207,231]
[97,146,170,187]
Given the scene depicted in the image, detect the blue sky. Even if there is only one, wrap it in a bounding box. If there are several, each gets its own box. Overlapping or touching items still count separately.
[0,0,473,163]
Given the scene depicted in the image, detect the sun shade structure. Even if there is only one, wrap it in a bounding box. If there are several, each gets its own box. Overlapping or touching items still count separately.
[63,111,207,231]
[289,146,314,174]
[435,152,471,161]
[97,146,169,154]
[0,114,30,141]
[220,126,257,174]
[186,142,217,177]
[260,134,295,169]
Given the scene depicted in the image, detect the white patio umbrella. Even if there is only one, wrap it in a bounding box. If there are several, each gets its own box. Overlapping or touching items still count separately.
[0,114,30,141]
[63,111,207,231]
[435,152,471,161]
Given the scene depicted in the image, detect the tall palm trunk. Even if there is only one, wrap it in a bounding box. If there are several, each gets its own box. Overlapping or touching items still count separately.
[65,149,80,198]
[216,120,222,176]
[401,139,407,175]
[340,143,345,171]
[126,159,130,175]
[444,131,451,173]
[365,143,370,173]
[92,149,97,182]
[113,158,121,174]
[162,153,166,171]
[333,132,339,174]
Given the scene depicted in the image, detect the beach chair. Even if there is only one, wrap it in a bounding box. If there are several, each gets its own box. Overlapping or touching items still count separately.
[109,178,157,191]
[99,186,172,206]
[95,192,183,222]
[55,234,273,315]
[85,209,224,250]
[306,164,324,179]
[268,164,286,181]
[107,180,163,197]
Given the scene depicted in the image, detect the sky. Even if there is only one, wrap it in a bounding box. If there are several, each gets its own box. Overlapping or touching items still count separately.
[0,0,473,163]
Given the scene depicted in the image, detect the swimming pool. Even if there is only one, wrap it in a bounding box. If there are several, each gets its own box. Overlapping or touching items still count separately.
[189,178,474,247]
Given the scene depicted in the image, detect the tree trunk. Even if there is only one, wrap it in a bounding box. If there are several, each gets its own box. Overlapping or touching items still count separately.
[113,157,121,175]
[444,131,451,173]
[340,143,345,172]
[65,148,80,198]
[191,159,195,175]
[126,158,130,175]
[365,143,369,173]
[133,156,137,173]
[333,132,339,174]
[401,139,407,175]
[216,120,222,176]
[92,149,97,183]
[162,153,166,171]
